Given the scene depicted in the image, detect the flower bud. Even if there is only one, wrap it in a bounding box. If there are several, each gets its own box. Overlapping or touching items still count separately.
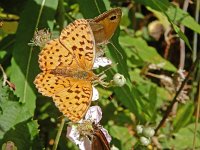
[140,136,150,146]
[136,125,143,134]
[113,73,126,87]
[142,127,155,138]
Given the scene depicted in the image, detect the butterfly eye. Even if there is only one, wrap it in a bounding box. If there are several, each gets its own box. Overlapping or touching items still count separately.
[110,15,117,21]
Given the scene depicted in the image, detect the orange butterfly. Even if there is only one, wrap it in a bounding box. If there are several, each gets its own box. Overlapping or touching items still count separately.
[34,19,98,122]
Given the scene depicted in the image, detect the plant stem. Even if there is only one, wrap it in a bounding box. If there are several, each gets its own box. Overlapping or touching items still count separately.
[53,117,65,150]
[155,57,199,134]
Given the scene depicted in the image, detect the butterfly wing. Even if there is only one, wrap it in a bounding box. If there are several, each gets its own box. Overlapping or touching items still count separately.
[34,72,92,122]
[60,19,95,71]
[34,38,81,97]
[34,72,72,97]
[53,80,92,122]
[88,8,122,45]
[92,126,111,150]
[38,39,79,71]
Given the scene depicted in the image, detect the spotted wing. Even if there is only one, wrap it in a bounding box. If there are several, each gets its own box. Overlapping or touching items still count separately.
[34,72,75,97]
[60,19,95,71]
[53,80,93,122]
[34,72,93,122]
[38,39,79,71]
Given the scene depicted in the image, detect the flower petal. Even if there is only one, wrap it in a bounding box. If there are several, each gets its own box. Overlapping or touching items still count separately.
[92,86,99,101]
[67,126,92,150]
[93,57,112,69]
[100,127,112,143]
[66,125,80,144]
[85,106,102,124]
[79,137,92,150]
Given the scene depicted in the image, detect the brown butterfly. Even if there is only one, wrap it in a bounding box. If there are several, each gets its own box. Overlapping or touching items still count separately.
[92,124,111,150]
[88,8,122,46]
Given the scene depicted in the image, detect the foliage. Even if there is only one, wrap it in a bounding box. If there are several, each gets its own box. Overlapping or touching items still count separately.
[0,0,199,149]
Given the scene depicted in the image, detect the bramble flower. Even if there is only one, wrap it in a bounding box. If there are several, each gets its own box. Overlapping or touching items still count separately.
[66,106,111,150]
[92,86,99,101]
[93,57,112,69]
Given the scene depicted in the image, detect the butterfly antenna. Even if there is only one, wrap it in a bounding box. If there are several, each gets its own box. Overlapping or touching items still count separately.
[108,41,123,59]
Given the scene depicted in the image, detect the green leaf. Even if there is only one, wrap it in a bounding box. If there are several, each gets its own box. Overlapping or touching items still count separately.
[0,35,15,64]
[166,123,200,149]
[135,0,200,34]
[77,0,107,18]
[147,86,157,121]
[10,0,58,118]
[173,101,194,132]
[120,35,177,72]
[0,82,30,139]
[172,23,192,50]
[0,120,41,150]
[135,0,199,49]
[109,125,136,150]
[55,0,66,30]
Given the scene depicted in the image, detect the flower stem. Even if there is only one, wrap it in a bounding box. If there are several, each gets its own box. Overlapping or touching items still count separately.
[53,117,65,150]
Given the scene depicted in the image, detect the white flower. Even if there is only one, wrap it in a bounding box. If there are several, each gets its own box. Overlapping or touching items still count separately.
[66,106,111,150]
[93,57,112,69]
[84,106,102,124]
[99,127,112,143]
[92,87,99,101]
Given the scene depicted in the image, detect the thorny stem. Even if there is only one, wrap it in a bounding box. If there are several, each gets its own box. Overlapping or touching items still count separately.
[53,117,65,150]
[155,57,199,134]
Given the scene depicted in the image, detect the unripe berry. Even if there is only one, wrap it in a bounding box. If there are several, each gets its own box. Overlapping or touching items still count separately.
[136,125,143,134]
[113,73,126,87]
[140,136,150,146]
[142,127,155,138]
